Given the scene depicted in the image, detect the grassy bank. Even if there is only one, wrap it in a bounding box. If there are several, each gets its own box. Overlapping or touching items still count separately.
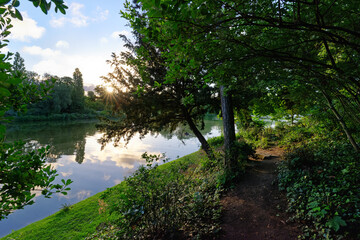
[2,151,204,240]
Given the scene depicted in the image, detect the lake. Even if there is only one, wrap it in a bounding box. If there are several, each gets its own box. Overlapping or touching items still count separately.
[0,119,223,237]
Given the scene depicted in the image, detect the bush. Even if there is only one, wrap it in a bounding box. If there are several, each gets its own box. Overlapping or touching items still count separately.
[278,142,360,239]
[97,153,222,239]
[202,136,254,173]
[207,135,224,148]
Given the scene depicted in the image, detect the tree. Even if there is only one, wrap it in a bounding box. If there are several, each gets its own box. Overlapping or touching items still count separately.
[0,0,71,220]
[120,0,242,171]
[71,68,85,112]
[122,0,360,152]
[98,33,219,159]
[87,91,96,102]
[12,52,25,75]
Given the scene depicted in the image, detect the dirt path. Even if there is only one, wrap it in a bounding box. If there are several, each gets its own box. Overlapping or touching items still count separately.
[220,147,301,240]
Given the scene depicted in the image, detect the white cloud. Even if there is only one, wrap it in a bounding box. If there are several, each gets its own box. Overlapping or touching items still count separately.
[56,40,69,49]
[69,3,88,27]
[94,7,109,22]
[50,2,88,28]
[50,17,66,28]
[76,190,92,200]
[23,45,60,57]
[103,174,111,181]
[9,12,45,41]
[111,30,131,40]
[60,170,73,177]
[31,52,111,86]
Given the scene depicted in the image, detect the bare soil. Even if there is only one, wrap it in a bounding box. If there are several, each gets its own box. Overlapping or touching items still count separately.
[220,147,301,240]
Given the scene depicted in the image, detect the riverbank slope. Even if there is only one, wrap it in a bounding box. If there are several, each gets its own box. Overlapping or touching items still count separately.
[2,152,202,240]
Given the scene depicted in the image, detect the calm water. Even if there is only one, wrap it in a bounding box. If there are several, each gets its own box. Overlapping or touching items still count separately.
[0,120,222,237]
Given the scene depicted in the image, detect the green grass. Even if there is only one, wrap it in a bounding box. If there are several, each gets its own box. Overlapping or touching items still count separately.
[2,151,203,240]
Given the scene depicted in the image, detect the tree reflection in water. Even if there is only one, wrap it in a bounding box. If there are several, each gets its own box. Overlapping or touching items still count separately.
[6,120,97,164]
[6,119,222,164]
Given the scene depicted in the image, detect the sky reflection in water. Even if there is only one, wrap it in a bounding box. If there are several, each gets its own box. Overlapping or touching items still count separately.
[0,120,222,236]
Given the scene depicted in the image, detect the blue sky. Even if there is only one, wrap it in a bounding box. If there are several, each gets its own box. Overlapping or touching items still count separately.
[6,0,132,88]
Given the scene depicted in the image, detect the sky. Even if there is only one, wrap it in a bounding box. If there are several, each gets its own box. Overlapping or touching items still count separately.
[6,0,132,89]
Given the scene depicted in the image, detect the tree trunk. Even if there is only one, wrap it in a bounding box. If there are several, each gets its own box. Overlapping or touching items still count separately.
[183,109,215,160]
[322,91,360,152]
[220,85,237,172]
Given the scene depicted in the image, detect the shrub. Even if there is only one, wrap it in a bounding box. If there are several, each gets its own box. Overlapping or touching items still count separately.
[278,142,360,239]
[97,153,222,239]
[207,135,224,148]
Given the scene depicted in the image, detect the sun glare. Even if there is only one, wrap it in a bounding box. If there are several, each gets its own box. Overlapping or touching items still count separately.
[106,86,114,93]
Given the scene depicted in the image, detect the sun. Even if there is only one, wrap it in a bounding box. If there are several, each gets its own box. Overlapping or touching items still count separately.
[106,86,114,93]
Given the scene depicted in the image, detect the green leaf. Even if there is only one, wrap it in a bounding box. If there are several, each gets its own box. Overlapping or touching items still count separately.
[160,3,167,11]
[31,0,40,7]
[13,0,19,7]
[0,87,11,97]
[0,124,5,137]
[326,216,347,232]
[7,77,21,85]
[58,6,66,14]
[46,1,51,11]
[14,8,22,20]
[65,179,73,185]
[40,2,48,14]
[154,0,160,7]
[0,0,11,6]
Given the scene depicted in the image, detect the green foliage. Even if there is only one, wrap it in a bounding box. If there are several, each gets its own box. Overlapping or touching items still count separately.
[0,141,73,220]
[205,135,255,163]
[12,52,25,75]
[123,0,360,152]
[21,69,89,117]
[202,136,255,187]
[98,32,219,159]
[238,119,273,149]
[238,118,320,149]
[0,0,71,220]
[278,142,360,239]
[206,135,224,148]
[97,153,222,239]
[276,125,314,148]
[87,91,96,102]
[71,68,85,112]
[60,203,72,212]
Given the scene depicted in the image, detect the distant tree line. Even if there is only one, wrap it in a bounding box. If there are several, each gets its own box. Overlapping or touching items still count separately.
[8,52,108,119]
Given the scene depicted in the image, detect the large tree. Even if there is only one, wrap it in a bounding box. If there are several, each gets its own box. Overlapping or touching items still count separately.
[122,0,360,152]
[98,33,219,159]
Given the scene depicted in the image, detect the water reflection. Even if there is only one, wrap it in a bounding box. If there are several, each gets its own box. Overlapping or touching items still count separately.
[6,121,97,164]
[5,120,222,166]
[0,120,222,237]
